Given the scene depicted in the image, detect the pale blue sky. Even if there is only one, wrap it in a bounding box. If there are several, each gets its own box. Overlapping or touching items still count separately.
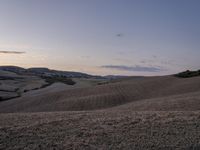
[0,0,200,75]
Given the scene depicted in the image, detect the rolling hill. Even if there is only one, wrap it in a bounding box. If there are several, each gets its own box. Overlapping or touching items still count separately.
[0,69,200,149]
[0,75,200,112]
[0,66,102,78]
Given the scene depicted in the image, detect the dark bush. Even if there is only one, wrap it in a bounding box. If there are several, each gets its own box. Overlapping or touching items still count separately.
[43,76,76,85]
[175,70,200,78]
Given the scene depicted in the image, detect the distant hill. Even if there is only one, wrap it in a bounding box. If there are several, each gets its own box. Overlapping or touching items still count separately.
[0,66,108,101]
[0,66,26,74]
[0,66,103,79]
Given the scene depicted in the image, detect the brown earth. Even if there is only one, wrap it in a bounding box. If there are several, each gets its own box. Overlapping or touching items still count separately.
[0,75,200,112]
[0,111,200,150]
[0,75,200,149]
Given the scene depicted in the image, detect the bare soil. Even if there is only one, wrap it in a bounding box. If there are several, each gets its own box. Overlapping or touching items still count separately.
[0,75,200,149]
[1,76,200,112]
[0,111,200,150]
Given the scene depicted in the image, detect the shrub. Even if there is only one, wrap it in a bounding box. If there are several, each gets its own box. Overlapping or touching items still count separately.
[175,70,200,78]
[42,76,76,85]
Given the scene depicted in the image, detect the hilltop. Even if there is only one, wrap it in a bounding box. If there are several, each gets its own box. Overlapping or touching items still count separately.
[0,66,100,78]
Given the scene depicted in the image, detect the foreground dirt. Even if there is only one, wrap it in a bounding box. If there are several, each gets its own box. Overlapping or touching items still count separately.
[0,111,200,150]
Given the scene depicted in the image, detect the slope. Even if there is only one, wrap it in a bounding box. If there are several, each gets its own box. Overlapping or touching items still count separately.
[0,75,200,112]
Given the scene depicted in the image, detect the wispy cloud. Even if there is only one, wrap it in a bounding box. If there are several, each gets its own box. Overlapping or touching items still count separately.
[116,33,124,37]
[0,51,26,54]
[114,58,132,63]
[101,65,164,72]
[139,55,176,67]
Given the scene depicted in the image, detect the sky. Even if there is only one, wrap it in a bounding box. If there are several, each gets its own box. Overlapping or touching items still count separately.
[0,0,200,76]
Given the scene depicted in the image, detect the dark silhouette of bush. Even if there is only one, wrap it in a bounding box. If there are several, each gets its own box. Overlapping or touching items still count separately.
[175,70,200,78]
[43,76,76,85]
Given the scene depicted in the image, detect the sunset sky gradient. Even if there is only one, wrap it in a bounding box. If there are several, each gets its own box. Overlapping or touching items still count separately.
[0,0,200,75]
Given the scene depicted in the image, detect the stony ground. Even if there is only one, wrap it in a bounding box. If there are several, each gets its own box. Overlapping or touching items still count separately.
[0,111,200,150]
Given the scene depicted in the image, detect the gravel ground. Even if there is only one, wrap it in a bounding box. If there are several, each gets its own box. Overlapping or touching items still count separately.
[0,111,200,150]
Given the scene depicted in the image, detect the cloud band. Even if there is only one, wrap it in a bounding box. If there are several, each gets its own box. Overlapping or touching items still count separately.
[0,51,25,54]
[101,65,164,72]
